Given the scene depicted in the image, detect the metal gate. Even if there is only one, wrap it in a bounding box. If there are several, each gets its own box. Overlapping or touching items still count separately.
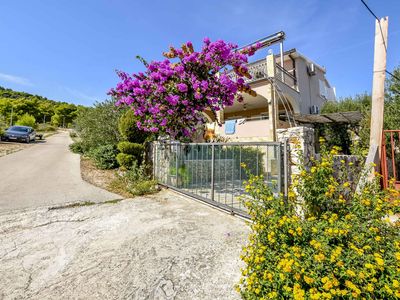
[153,141,286,217]
[381,130,400,189]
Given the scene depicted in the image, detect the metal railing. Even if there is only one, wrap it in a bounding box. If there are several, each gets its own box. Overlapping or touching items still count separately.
[227,58,297,89]
[153,141,284,217]
[275,64,297,89]
[381,130,400,190]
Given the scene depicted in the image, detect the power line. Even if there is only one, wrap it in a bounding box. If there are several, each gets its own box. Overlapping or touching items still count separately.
[360,0,379,20]
[360,0,387,51]
[359,0,400,83]
[386,70,400,82]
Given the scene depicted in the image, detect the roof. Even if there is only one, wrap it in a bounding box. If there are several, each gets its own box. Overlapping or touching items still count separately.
[286,111,363,124]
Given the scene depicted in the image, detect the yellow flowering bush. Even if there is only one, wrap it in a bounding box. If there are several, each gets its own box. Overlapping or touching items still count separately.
[238,144,400,299]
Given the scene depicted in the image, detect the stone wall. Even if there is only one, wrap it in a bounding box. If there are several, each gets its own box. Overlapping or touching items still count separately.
[277,126,315,182]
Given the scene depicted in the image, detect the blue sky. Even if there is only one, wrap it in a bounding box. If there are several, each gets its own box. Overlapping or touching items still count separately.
[0,0,399,106]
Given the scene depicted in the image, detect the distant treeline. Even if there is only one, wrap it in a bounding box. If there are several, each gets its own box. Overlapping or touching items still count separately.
[0,86,82,127]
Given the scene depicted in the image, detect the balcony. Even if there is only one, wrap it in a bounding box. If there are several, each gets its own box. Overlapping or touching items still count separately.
[217,117,273,141]
[227,58,297,90]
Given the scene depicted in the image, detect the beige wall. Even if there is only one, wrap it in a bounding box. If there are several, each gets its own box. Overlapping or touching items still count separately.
[215,119,273,141]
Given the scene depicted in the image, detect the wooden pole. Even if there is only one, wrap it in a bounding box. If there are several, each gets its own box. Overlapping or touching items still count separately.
[369,17,388,159]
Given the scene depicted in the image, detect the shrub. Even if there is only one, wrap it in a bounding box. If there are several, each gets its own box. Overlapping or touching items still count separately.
[238,142,400,299]
[73,99,124,153]
[69,141,84,154]
[116,153,135,169]
[128,179,158,196]
[118,110,149,143]
[37,123,57,132]
[117,141,144,168]
[69,131,77,138]
[117,141,144,156]
[109,161,158,196]
[16,113,36,128]
[88,144,118,169]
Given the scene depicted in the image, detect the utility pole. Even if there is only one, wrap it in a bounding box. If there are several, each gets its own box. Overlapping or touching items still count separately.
[369,17,388,160]
[9,106,13,126]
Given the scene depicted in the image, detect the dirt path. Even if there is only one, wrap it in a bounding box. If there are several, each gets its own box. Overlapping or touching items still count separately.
[0,190,248,299]
[0,131,120,212]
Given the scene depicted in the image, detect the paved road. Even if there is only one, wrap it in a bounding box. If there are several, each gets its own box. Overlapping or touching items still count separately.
[0,131,120,211]
[0,190,247,299]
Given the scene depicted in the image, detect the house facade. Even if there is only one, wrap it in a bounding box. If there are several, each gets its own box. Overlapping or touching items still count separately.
[203,49,336,142]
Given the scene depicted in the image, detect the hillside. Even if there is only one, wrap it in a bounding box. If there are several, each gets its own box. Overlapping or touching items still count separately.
[0,86,80,127]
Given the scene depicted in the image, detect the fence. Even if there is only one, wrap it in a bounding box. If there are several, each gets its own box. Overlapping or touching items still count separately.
[153,141,285,217]
[381,130,400,189]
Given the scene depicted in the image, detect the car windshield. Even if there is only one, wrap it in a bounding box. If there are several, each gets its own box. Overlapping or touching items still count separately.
[9,126,29,132]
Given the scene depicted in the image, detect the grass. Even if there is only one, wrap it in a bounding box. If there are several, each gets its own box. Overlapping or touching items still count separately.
[49,201,96,210]
[49,198,124,210]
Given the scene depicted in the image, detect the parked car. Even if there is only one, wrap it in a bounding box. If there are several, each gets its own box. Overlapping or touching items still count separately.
[2,125,36,143]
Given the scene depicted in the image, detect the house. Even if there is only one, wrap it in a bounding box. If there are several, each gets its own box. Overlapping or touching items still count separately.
[203,48,336,142]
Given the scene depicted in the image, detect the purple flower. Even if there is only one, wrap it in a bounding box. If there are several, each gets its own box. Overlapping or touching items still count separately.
[194,92,202,100]
[166,94,179,106]
[160,118,167,126]
[177,83,188,93]
[110,37,260,140]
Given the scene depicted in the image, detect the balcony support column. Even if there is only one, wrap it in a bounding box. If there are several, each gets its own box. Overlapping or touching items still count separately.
[280,42,285,82]
[266,54,278,141]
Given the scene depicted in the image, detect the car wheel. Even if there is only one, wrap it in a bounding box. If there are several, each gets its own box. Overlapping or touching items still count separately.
[26,137,30,144]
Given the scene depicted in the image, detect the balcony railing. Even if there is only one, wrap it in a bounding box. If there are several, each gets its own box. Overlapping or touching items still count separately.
[227,59,297,89]
[275,64,297,89]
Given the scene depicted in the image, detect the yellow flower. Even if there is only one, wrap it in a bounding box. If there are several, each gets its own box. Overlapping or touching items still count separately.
[268,291,278,298]
[304,275,315,284]
[293,283,305,300]
[365,263,374,269]
[366,283,374,292]
[314,253,325,262]
[393,280,399,288]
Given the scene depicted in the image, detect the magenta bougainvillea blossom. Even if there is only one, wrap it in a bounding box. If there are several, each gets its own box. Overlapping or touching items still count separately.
[109,38,261,139]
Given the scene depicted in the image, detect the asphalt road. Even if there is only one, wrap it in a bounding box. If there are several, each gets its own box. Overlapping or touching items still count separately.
[0,131,120,211]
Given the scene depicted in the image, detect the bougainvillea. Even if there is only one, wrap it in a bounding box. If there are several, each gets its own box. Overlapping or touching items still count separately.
[109,38,261,139]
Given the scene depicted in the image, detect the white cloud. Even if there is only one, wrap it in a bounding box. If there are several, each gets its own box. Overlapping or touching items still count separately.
[0,72,33,86]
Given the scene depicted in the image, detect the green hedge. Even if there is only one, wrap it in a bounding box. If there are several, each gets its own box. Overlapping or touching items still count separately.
[88,144,118,169]
[118,110,149,143]
[117,141,144,156]
[116,153,135,169]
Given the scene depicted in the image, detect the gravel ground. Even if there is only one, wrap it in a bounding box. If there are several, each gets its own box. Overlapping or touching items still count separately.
[0,141,33,157]
[0,189,248,300]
